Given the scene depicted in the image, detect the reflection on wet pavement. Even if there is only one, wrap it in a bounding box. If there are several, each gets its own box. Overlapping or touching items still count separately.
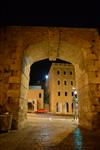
[0,113,100,150]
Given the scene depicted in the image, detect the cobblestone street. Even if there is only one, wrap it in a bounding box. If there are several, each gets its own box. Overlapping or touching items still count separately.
[0,113,100,150]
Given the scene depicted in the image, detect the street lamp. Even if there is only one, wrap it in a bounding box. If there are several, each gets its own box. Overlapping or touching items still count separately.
[74,90,77,95]
[72,88,78,120]
[45,75,48,80]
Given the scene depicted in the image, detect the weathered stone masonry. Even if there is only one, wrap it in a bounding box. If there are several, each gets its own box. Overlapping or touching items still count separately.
[0,26,100,130]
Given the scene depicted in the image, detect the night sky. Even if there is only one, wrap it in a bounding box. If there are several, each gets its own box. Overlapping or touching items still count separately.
[29,59,70,85]
[0,1,99,27]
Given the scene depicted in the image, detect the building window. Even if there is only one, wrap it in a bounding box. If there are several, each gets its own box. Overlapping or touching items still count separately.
[28,102,34,111]
[66,103,69,112]
[56,102,61,112]
[65,92,67,96]
[56,102,59,112]
[72,92,74,96]
[39,93,41,98]
[70,71,72,75]
[95,71,98,77]
[64,71,66,75]
[57,70,60,75]
[72,103,73,112]
[58,92,60,96]
[64,81,67,85]
[58,80,60,85]
[71,81,73,85]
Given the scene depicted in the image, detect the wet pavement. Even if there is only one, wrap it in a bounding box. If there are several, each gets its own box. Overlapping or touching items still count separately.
[0,113,100,150]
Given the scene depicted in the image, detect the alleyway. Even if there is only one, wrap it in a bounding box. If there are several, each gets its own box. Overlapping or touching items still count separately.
[0,113,100,150]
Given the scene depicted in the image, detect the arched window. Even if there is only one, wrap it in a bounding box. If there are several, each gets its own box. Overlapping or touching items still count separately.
[58,91,60,96]
[58,80,60,85]
[39,93,41,98]
[72,103,73,112]
[70,71,72,75]
[56,102,59,112]
[66,102,69,112]
[64,81,67,85]
[71,81,73,85]
[64,71,66,75]
[57,70,60,75]
[56,102,61,112]
[65,92,67,96]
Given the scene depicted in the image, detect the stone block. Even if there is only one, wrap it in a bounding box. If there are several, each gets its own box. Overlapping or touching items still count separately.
[7,90,20,97]
[8,76,21,83]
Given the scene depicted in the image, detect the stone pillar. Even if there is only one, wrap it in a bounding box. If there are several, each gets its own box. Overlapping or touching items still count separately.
[0,28,24,129]
[75,33,100,130]
[18,57,30,128]
[7,38,24,129]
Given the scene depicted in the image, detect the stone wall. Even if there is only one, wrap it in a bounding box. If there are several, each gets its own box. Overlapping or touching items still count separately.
[18,57,30,128]
[0,27,23,129]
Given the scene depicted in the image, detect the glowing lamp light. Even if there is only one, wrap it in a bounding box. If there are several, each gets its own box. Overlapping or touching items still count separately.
[45,75,48,79]
[74,90,77,95]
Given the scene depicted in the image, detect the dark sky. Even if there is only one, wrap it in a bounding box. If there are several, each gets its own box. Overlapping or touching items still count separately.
[0,1,99,27]
[29,59,70,85]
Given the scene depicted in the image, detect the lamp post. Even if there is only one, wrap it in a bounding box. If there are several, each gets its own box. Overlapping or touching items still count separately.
[44,75,49,104]
[72,88,78,120]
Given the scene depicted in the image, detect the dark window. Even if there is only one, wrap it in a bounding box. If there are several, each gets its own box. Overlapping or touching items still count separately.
[72,103,73,112]
[57,71,60,75]
[39,93,42,98]
[95,71,98,77]
[99,97,100,104]
[65,92,67,96]
[58,92,60,96]
[66,103,69,112]
[58,80,60,85]
[71,81,73,85]
[64,81,67,85]
[64,71,66,75]
[56,102,60,112]
[70,71,72,75]
[32,101,35,104]
[28,102,34,111]
[72,92,74,96]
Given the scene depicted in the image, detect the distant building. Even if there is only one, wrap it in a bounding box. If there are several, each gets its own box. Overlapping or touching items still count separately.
[29,85,42,89]
[47,63,75,115]
[27,85,44,112]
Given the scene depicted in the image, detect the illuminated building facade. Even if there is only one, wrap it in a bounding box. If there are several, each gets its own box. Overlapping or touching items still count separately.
[27,86,44,112]
[48,63,75,115]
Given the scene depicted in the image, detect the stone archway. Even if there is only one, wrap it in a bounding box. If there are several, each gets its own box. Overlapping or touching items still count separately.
[0,27,100,130]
